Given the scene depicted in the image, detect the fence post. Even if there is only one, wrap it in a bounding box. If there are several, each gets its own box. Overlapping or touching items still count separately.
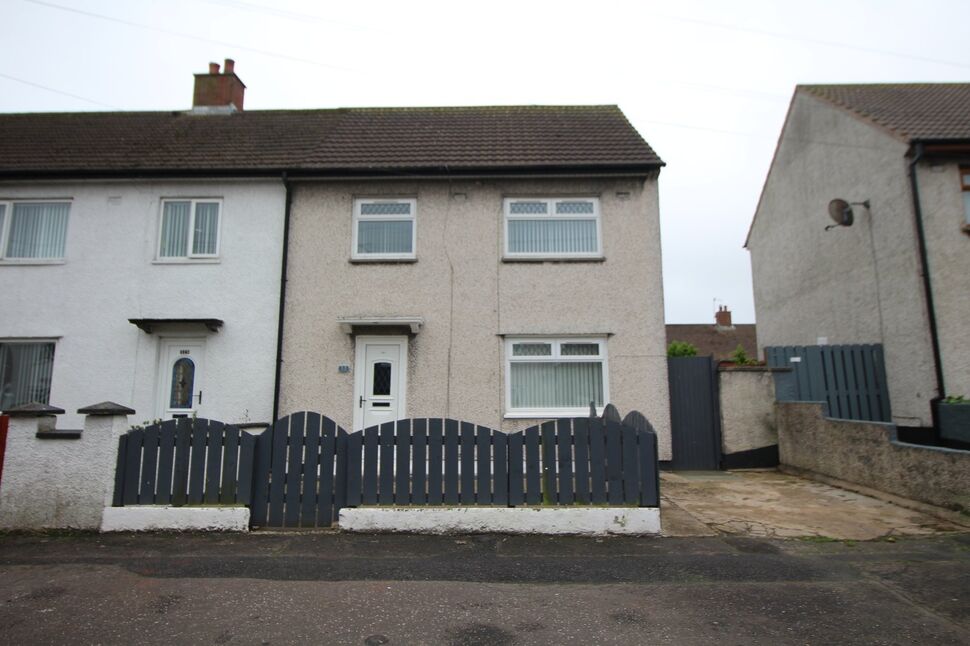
[0,415,8,493]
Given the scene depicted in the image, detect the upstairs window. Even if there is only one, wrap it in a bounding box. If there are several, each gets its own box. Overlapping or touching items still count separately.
[0,341,56,410]
[505,337,609,417]
[159,199,221,259]
[0,201,70,261]
[504,197,601,259]
[352,198,416,260]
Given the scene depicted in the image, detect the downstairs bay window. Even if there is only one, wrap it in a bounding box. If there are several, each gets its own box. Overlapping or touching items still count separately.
[505,337,609,417]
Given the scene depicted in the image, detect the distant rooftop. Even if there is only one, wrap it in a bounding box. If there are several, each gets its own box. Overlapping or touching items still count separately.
[800,83,970,142]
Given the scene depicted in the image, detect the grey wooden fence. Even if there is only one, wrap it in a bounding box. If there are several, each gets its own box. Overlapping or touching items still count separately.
[764,344,891,422]
[114,408,660,529]
[112,418,256,506]
[248,409,659,529]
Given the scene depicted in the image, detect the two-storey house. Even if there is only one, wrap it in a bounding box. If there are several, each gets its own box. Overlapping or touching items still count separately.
[1,61,672,457]
[747,84,970,429]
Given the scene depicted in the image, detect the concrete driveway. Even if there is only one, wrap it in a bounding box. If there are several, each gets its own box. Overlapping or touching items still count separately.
[660,470,968,540]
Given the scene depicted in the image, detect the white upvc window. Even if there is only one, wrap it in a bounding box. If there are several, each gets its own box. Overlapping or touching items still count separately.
[0,340,56,410]
[352,198,417,260]
[504,197,602,259]
[0,200,71,262]
[158,199,222,260]
[504,337,609,418]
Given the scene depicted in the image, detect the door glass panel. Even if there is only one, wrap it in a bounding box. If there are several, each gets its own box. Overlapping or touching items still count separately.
[372,361,391,396]
[170,357,195,408]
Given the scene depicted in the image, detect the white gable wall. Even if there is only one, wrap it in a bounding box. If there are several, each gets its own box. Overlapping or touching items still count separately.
[748,92,936,426]
[0,179,284,428]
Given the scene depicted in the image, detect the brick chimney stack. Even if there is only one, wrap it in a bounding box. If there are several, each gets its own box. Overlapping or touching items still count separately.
[192,58,245,112]
[715,305,733,328]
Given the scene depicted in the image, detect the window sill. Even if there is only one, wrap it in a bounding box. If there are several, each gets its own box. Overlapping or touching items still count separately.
[505,409,604,420]
[152,258,221,265]
[0,259,65,266]
[349,257,418,264]
[502,256,605,263]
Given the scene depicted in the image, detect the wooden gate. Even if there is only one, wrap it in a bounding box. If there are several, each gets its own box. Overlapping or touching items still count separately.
[667,356,722,470]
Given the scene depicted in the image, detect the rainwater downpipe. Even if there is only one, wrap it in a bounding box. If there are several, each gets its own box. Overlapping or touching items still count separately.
[907,143,946,428]
[272,172,293,423]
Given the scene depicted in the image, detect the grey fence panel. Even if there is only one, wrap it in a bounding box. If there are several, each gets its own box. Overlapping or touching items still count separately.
[396,420,412,504]
[556,419,574,505]
[114,418,256,510]
[573,417,590,504]
[412,419,428,505]
[427,419,443,505]
[588,417,607,504]
[765,344,891,422]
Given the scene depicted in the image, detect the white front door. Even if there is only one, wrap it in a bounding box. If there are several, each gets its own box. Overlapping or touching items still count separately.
[157,339,205,419]
[353,336,407,430]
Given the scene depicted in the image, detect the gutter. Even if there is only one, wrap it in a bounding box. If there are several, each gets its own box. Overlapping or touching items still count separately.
[272,172,293,423]
[907,143,946,425]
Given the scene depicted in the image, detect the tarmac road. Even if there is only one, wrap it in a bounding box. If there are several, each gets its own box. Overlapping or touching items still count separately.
[0,531,968,645]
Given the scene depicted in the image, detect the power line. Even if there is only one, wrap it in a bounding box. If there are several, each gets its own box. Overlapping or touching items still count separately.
[23,0,352,72]
[0,71,116,108]
[196,0,372,31]
[645,9,970,71]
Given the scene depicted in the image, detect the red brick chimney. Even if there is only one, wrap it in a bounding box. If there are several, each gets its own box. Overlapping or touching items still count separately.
[715,305,733,328]
[192,58,245,112]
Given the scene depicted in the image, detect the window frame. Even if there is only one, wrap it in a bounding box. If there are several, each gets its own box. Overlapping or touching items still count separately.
[0,338,58,410]
[0,199,72,264]
[504,336,610,418]
[503,197,603,260]
[351,198,417,261]
[156,198,223,262]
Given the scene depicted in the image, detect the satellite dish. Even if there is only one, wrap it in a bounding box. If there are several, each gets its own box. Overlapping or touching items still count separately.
[827,198,854,227]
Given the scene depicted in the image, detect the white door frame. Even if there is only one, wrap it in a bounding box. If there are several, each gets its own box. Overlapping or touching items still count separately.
[156,337,206,419]
[353,335,408,431]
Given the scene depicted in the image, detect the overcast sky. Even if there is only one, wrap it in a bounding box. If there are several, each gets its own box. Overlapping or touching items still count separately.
[3,0,969,323]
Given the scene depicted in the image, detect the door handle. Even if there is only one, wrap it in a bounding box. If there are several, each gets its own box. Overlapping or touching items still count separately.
[359,396,365,408]
[197,390,203,404]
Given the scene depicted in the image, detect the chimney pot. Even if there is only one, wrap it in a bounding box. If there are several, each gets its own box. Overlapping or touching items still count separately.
[715,306,733,328]
[193,58,246,112]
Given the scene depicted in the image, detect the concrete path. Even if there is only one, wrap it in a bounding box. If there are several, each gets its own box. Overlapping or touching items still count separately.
[660,470,968,540]
[0,532,968,645]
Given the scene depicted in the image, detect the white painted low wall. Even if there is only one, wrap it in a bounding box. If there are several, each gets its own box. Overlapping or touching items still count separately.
[339,507,661,536]
[100,506,250,532]
[0,413,128,530]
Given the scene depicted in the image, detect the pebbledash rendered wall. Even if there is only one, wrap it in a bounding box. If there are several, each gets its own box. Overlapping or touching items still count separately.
[776,401,970,513]
[718,367,780,467]
[0,180,284,429]
[278,177,673,459]
[915,162,970,400]
[748,92,937,426]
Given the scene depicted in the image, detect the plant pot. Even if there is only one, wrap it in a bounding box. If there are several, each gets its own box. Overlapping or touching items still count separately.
[938,403,970,444]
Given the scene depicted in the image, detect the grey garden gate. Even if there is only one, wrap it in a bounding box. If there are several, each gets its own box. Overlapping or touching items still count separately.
[667,356,722,470]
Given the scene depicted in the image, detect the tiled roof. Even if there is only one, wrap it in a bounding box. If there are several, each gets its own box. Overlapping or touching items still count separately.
[800,84,970,141]
[666,324,758,361]
[0,105,662,176]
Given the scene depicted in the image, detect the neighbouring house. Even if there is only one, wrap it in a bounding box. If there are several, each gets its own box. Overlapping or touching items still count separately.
[746,83,970,428]
[666,306,757,360]
[277,104,673,458]
[0,60,673,458]
[0,60,285,428]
